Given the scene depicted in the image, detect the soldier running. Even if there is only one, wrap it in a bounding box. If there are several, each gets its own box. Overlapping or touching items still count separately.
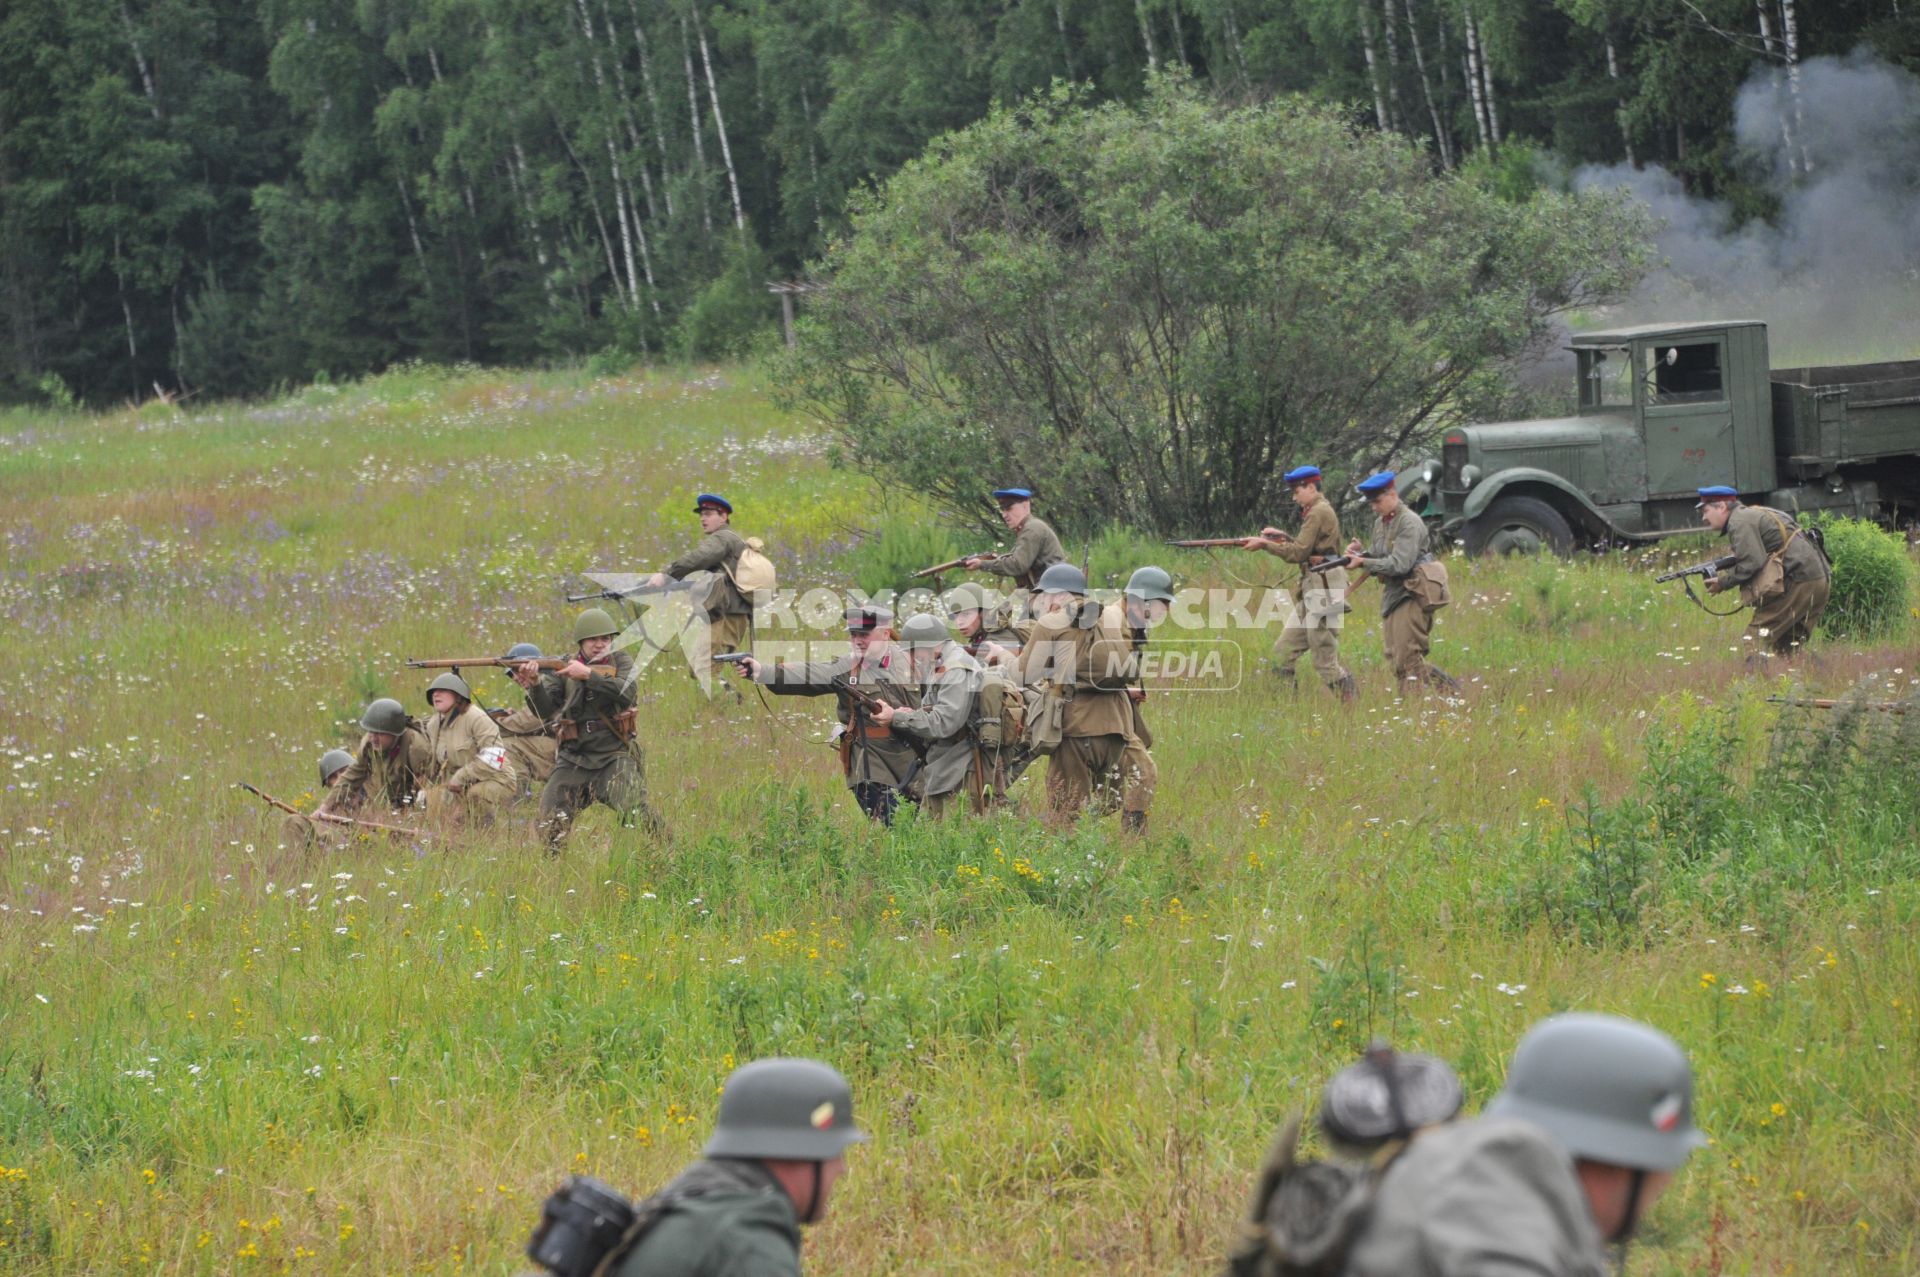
[1241,464,1356,702]
[648,493,757,681]
[964,487,1066,593]
[1696,485,1831,660]
[1343,472,1461,695]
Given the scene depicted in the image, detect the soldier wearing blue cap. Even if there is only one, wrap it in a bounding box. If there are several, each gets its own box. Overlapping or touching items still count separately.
[1242,465,1356,702]
[1342,473,1461,694]
[488,642,558,797]
[1694,487,1829,658]
[964,488,1066,592]
[648,494,758,679]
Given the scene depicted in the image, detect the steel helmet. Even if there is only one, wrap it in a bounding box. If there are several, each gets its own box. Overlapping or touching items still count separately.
[899,613,951,648]
[359,698,409,735]
[504,642,543,662]
[572,608,620,643]
[318,748,354,786]
[1124,565,1175,604]
[426,672,473,704]
[941,581,989,617]
[1035,562,1088,596]
[1484,1013,1705,1171]
[704,1058,868,1162]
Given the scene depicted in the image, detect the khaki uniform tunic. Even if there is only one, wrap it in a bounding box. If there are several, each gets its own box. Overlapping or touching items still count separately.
[980,517,1066,591]
[1722,505,1830,656]
[1272,499,1351,686]
[889,640,982,813]
[1020,599,1154,819]
[420,701,517,816]
[756,648,921,789]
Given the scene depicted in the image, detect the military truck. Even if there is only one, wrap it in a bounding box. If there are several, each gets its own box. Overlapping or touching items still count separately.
[1417,320,1920,555]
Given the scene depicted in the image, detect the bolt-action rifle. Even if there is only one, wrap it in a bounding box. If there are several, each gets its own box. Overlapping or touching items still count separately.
[405,656,620,679]
[913,553,997,580]
[233,782,420,836]
[1766,696,1911,713]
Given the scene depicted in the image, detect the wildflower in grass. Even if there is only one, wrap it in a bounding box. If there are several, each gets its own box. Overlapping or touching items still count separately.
[1699,971,1717,989]
[338,1223,355,1241]
[141,1169,156,1185]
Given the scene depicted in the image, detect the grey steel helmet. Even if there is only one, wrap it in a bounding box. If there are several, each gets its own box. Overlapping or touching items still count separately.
[359,698,409,735]
[1035,562,1088,596]
[1484,1013,1705,1171]
[504,642,543,662]
[426,672,473,704]
[1124,565,1175,604]
[318,748,354,787]
[899,613,951,648]
[704,1058,868,1162]
[941,581,989,617]
[573,608,620,643]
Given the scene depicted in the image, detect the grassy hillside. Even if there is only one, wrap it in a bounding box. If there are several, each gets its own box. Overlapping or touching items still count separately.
[1,366,1916,1275]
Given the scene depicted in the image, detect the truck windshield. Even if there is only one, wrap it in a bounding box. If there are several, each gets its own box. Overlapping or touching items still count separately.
[1643,342,1725,405]
[1578,347,1633,409]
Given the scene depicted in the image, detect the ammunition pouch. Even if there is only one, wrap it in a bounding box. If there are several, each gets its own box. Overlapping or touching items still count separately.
[1406,558,1451,612]
[1025,683,1069,756]
[974,671,1028,750]
[1222,1117,1409,1277]
[525,1176,635,1277]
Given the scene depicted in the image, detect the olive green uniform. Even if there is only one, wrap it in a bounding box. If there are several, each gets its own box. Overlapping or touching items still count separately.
[980,517,1066,591]
[526,648,663,849]
[490,705,557,796]
[888,641,982,818]
[1357,507,1447,688]
[1272,500,1352,687]
[1020,600,1154,822]
[755,649,920,819]
[1722,505,1830,656]
[1340,1117,1607,1277]
[418,702,517,823]
[610,1158,802,1277]
[667,527,755,661]
[320,726,432,818]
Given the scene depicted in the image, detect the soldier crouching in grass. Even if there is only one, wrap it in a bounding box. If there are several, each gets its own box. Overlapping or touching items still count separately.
[280,748,355,848]
[1695,485,1831,662]
[513,608,665,853]
[415,672,517,827]
[301,698,431,842]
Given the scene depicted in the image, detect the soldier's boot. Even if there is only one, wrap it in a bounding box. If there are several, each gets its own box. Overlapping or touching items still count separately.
[1122,810,1147,838]
[1331,674,1358,704]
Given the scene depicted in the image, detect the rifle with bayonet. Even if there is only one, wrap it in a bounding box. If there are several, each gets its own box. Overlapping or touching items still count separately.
[913,553,997,580]
[233,782,421,836]
[405,656,621,680]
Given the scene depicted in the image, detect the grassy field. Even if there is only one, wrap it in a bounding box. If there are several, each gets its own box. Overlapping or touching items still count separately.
[1,364,1917,1275]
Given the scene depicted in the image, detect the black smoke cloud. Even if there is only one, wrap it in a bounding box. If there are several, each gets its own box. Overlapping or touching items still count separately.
[1575,49,1920,365]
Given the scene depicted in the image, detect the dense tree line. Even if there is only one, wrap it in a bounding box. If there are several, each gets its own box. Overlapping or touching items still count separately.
[1,0,1910,406]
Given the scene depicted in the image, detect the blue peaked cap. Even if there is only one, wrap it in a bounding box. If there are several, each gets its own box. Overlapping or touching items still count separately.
[991,487,1034,501]
[1283,465,1323,484]
[694,493,733,514]
[1355,472,1397,495]
[1695,485,1738,500]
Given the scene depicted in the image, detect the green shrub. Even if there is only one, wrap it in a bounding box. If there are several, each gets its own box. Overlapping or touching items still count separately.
[845,516,963,597]
[1809,515,1913,639]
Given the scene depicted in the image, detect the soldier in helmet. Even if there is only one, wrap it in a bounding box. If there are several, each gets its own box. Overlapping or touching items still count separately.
[1019,562,1155,834]
[319,697,432,822]
[1241,464,1357,702]
[963,488,1066,593]
[1334,1014,1703,1276]
[943,581,1024,670]
[734,606,920,824]
[281,748,356,848]
[1341,472,1461,695]
[1119,567,1175,784]
[602,1058,866,1277]
[869,613,983,818]
[646,493,757,682]
[512,608,664,851]
[416,672,517,824]
[489,642,558,798]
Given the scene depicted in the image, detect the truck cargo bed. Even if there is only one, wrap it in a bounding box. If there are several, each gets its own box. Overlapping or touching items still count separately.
[1770,360,1920,477]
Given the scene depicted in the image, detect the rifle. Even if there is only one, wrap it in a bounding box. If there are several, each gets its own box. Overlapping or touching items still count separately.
[233,782,420,836]
[405,656,620,680]
[565,578,699,604]
[1165,537,1257,549]
[1654,554,1738,584]
[1766,696,1911,713]
[912,553,996,580]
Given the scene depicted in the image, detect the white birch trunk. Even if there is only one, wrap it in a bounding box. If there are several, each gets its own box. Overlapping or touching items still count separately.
[693,6,745,232]
[1604,31,1636,166]
[626,0,676,219]
[1403,0,1452,167]
[1381,0,1404,132]
[1781,0,1810,174]
[1462,8,1490,149]
[509,141,559,308]
[1135,0,1160,71]
[120,5,162,120]
[1358,2,1389,131]
[680,13,713,235]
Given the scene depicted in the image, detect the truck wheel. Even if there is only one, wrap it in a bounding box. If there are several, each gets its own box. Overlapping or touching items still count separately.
[1464,495,1575,558]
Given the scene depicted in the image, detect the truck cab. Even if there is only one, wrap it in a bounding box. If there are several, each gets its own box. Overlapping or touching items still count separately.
[1429,321,1776,554]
